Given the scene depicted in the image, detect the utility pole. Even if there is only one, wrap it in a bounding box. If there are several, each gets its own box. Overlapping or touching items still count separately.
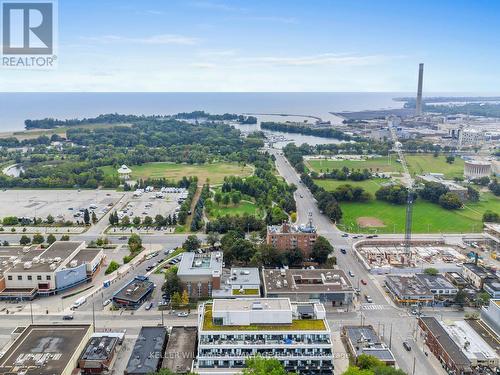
[30,302,33,324]
[92,303,96,332]
[412,356,416,375]
[161,309,164,326]
[389,323,393,349]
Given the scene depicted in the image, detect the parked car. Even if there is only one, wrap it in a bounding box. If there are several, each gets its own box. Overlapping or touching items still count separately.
[177,312,189,317]
[361,279,367,285]
[145,302,154,311]
[62,314,74,320]
[145,265,154,272]
[348,270,355,277]
[340,249,347,254]
[342,233,349,237]
[403,341,411,351]
[102,299,111,307]
[365,295,373,303]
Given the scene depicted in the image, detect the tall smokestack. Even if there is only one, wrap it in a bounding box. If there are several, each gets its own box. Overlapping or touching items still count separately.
[415,63,424,116]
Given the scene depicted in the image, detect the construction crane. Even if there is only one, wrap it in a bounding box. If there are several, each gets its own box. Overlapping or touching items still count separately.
[388,123,414,264]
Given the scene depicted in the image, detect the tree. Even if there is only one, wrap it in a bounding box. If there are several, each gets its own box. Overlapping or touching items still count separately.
[222,194,230,206]
[489,179,500,196]
[284,248,304,266]
[32,233,44,244]
[91,211,98,224]
[181,289,189,304]
[467,186,480,202]
[231,191,241,205]
[171,291,182,305]
[214,192,222,205]
[475,291,491,306]
[2,241,9,246]
[357,354,384,369]
[133,216,141,226]
[243,356,291,375]
[483,210,500,223]
[454,289,467,306]
[47,233,57,245]
[46,214,54,224]
[423,267,438,276]
[183,235,201,252]
[83,209,90,225]
[155,214,164,226]
[446,155,455,164]
[60,234,70,241]
[206,231,220,247]
[20,235,31,245]
[105,260,120,275]
[310,236,334,264]
[128,233,142,252]
[162,267,182,297]
[143,216,153,226]
[439,192,463,209]
[121,215,130,226]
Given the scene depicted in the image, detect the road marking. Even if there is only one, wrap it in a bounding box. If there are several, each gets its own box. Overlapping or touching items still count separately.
[361,304,386,310]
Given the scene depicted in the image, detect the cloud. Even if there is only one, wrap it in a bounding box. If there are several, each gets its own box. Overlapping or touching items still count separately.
[190,62,217,69]
[189,1,246,12]
[237,53,396,67]
[81,34,199,45]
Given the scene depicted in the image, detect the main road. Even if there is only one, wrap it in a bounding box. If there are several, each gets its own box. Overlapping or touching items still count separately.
[270,148,446,375]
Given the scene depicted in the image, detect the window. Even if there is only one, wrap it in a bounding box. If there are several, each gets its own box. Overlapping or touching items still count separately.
[7,276,12,281]
[37,275,42,280]
[28,275,32,281]
[17,275,22,280]
[46,275,51,280]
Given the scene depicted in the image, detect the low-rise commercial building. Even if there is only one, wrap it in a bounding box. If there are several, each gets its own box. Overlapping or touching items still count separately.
[262,268,354,306]
[342,325,396,366]
[445,271,468,288]
[78,335,120,375]
[177,251,223,298]
[266,222,317,256]
[385,275,434,305]
[0,241,104,300]
[125,327,168,375]
[483,280,500,298]
[211,267,261,298]
[480,299,500,337]
[0,324,93,375]
[196,298,334,374]
[418,317,472,374]
[415,273,458,299]
[461,263,496,289]
[162,327,197,374]
[112,276,155,309]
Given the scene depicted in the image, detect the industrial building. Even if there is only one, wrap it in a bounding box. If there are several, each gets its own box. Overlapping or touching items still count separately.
[162,327,197,374]
[342,325,396,366]
[262,268,354,306]
[78,335,120,374]
[177,251,223,298]
[266,222,317,256]
[196,298,334,374]
[112,276,155,309]
[461,263,497,289]
[384,275,434,305]
[0,241,104,300]
[0,324,93,375]
[480,299,500,338]
[211,267,261,298]
[414,273,458,299]
[125,327,168,375]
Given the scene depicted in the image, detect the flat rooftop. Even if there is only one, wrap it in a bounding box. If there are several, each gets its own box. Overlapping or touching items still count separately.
[442,320,497,362]
[386,275,433,296]
[267,222,316,234]
[263,268,353,294]
[213,298,291,313]
[80,335,118,361]
[6,241,84,273]
[126,327,167,375]
[0,324,92,375]
[462,263,495,279]
[415,273,457,290]
[69,248,102,266]
[162,327,197,373]
[113,277,154,303]
[344,325,395,362]
[177,252,222,276]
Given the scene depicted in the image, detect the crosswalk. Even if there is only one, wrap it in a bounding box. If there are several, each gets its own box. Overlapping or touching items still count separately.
[361,304,386,310]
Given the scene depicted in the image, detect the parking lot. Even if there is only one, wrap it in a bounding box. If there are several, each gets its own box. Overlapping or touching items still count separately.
[0,189,124,224]
[117,191,183,224]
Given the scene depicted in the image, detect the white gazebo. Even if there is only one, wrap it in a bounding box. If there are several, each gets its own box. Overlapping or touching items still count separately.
[117,164,132,180]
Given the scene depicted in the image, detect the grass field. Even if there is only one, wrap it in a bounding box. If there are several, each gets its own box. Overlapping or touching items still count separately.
[315,178,390,196]
[306,155,403,174]
[208,200,260,218]
[307,154,466,179]
[406,154,465,179]
[337,192,499,234]
[102,162,253,185]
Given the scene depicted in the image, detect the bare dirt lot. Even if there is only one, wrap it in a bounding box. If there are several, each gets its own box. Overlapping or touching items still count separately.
[357,216,385,227]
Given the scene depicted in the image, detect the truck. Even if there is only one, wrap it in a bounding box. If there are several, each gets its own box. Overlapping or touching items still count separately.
[71,296,87,309]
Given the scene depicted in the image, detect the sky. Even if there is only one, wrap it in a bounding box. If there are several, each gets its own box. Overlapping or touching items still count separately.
[1,0,500,92]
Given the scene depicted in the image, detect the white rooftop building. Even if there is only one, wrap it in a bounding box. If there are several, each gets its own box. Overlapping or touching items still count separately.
[117,165,132,180]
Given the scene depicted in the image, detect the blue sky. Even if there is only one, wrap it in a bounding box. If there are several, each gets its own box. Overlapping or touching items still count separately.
[2,0,500,92]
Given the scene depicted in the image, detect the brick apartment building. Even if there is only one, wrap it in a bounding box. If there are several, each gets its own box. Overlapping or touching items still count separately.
[266,222,317,256]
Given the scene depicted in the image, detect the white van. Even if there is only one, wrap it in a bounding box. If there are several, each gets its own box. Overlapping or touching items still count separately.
[71,296,87,309]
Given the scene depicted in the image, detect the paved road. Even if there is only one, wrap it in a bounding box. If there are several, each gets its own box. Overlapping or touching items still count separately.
[270,149,446,375]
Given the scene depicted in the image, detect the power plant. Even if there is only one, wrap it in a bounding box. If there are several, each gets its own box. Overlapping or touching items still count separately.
[415,63,424,116]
